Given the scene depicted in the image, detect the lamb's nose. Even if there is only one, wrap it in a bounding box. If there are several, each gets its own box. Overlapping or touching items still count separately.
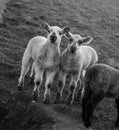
[50,33,57,43]
[70,46,76,53]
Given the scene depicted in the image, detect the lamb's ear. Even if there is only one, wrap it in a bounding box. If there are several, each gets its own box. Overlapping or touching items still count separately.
[62,26,70,34]
[81,36,93,45]
[65,32,73,39]
[41,22,51,33]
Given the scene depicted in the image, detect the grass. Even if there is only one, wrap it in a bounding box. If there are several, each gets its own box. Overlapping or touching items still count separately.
[0,88,55,130]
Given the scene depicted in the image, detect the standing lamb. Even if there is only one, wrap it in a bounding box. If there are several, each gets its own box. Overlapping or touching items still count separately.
[81,63,119,128]
[18,22,70,103]
[55,32,98,105]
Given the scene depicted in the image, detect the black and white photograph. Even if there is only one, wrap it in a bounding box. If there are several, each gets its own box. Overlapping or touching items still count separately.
[0,0,119,130]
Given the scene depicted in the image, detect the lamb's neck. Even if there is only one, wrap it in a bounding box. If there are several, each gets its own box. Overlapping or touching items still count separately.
[66,49,80,62]
[45,41,60,54]
[61,49,81,70]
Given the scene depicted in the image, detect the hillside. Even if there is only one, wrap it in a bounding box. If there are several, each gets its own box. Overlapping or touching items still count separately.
[0,0,119,130]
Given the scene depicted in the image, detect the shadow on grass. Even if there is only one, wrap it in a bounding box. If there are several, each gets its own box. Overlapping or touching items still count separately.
[0,89,55,130]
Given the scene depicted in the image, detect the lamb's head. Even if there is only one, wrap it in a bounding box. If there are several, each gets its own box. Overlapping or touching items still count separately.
[66,32,93,54]
[42,22,70,46]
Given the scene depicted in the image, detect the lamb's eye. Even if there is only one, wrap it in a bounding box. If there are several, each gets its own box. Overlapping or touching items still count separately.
[69,38,73,44]
[78,40,83,45]
[59,31,62,35]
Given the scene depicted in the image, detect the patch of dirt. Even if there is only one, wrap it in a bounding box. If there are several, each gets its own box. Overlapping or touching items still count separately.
[0,88,55,130]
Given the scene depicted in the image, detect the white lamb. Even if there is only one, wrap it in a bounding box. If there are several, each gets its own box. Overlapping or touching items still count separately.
[55,32,98,105]
[18,22,70,103]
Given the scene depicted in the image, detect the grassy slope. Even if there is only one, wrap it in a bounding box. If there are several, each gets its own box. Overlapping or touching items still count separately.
[0,0,119,130]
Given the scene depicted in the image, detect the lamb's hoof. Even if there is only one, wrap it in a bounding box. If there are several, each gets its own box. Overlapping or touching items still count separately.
[32,91,38,102]
[67,95,73,105]
[54,100,57,104]
[44,97,50,104]
[84,121,91,128]
[54,93,61,104]
[54,100,59,104]
[18,85,22,91]
[74,96,81,104]
[74,96,79,102]
[67,101,71,106]
[75,93,81,102]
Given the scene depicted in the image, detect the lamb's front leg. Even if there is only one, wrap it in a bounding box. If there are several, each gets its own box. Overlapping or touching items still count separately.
[32,62,43,102]
[75,69,86,101]
[67,74,78,105]
[54,71,66,104]
[44,70,57,104]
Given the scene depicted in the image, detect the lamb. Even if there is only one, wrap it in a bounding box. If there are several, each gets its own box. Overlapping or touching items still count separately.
[54,32,98,105]
[81,63,119,128]
[18,22,70,103]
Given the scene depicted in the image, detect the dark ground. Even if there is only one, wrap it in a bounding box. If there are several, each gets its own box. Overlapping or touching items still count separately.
[0,0,119,130]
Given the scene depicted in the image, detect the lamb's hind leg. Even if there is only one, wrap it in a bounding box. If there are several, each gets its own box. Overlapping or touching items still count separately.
[115,96,119,127]
[81,88,92,126]
[18,56,33,91]
[29,62,35,83]
[82,90,105,128]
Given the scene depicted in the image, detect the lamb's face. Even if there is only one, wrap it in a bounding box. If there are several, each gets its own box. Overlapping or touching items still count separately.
[66,33,93,54]
[48,26,63,44]
[42,22,70,46]
[67,34,83,54]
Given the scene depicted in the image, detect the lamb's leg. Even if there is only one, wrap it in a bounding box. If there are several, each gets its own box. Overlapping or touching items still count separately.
[115,96,119,127]
[44,70,57,104]
[67,74,78,105]
[81,88,92,125]
[82,90,105,128]
[18,56,33,90]
[54,71,66,104]
[32,62,43,102]
[75,70,86,101]
[29,62,35,83]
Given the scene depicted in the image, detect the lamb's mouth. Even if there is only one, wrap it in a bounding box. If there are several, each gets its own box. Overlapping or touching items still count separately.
[50,36,57,43]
